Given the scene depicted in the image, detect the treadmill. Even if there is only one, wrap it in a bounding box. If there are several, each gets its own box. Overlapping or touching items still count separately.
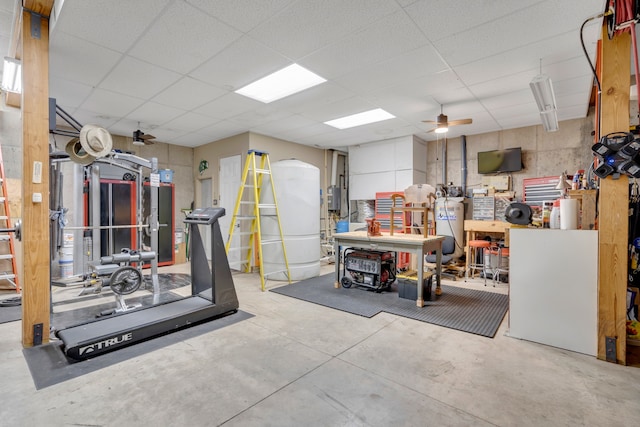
[56,207,239,360]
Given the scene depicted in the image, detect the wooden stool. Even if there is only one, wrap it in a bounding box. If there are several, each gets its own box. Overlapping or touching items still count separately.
[466,240,491,280]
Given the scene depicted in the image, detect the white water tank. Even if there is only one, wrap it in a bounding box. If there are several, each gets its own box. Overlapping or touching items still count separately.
[261,159,320,281]
[435,197,465,259]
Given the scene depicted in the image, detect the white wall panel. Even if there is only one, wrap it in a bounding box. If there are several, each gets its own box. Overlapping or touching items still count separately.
[393,136,414,170]
[349,140,398,174]
[349,171,396,200]
[394,169,414,192]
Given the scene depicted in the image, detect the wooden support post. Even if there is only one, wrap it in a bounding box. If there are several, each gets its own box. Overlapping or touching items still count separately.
[21,8,51,347]
[598,25,630,364]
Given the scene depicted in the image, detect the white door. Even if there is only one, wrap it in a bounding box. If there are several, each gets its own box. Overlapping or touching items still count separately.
[200,178,213,260]
[220,155,242,269]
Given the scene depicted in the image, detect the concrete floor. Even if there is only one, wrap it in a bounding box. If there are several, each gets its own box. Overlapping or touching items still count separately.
[1,263,640,426]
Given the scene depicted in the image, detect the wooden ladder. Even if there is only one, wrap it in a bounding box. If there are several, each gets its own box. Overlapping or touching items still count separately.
[0,146,19,293]
[225,150,291,291]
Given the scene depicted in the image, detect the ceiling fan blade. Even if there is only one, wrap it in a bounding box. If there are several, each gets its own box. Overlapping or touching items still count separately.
[143,139,155,145]
[448,118,472,126]
[422,120,437,124]
[140,133,156,140]
[426,128,437,133]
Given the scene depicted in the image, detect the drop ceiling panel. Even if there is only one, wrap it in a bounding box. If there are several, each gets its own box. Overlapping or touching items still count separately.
[186,0,295,32]
[491,102,538,120]
[404,0,531,42]
[480,88,536,110]
[51,0,171,53]
[194,92,263,120]
[228,106,292,128]
[248,0,400,59]
[189,36,290,90]
[370,71,465,101]
[129,1,242,74]
[454,32,592,86]
[468,69,539,99]
[49,32,122,86]
[66,110,120,131]
[79,88,144,118]
[126,102,187,127]
[299,10,428,79]
[428,87,476,107]
[251,114,317,135]
[434,0,604,67]
[193,120,250,141]
[276,122,336,141]
[497,114,542,129]
[556,92,592,110]
[544,57,594,81]
[49,79,94,110]
[557,104,590,120]
[554,75,594,98]
[99,56,182,100]
[165,112,217,133]
[152,77,227,111]
[334,45,448,95]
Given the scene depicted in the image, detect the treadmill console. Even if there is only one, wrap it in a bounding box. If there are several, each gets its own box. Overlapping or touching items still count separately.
[184,207,226,224]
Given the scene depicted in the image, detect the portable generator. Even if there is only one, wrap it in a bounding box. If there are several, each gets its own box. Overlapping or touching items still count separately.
[341,249,396,292]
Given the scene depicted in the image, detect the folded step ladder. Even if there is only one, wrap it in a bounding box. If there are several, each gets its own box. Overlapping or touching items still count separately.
[225,150,291,291]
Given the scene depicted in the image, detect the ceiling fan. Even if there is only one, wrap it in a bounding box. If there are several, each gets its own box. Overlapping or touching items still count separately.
[423,105,472,134]
[132,123,156,146]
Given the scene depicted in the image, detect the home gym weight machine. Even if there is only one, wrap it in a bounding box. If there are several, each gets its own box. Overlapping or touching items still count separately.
[56,206,239,360]
[50,150,163,306]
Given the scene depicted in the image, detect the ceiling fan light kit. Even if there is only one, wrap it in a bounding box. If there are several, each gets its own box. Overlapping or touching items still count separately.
[132,125,157,145]
[530,74,559,132]
[423,107,472,134]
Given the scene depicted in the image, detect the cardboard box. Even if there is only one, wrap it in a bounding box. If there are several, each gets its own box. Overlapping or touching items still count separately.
[174,242,187,264]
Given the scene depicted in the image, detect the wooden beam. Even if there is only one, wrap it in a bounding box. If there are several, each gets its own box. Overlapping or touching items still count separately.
[23,0,54,17]
[598,25,630,364]
[20,8,51,347]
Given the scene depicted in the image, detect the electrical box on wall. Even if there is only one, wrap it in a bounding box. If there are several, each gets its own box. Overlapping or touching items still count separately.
[327,185,341,211]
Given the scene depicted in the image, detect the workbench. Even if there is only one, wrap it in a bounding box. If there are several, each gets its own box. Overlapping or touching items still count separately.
[463,220,511,277]
[333,231,444,307]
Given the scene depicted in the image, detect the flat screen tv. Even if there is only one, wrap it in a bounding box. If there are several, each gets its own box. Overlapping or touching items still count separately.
[477,147,523,174]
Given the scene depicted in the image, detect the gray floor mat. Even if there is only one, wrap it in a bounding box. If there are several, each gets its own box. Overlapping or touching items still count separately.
[270,273,508,338]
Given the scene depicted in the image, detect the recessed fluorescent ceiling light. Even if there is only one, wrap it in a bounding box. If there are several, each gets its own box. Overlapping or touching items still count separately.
[235,64,326,103]
[325,108,395,129]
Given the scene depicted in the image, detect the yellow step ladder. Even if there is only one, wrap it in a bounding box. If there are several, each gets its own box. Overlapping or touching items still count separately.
[0,146,19,293]
[226,150,291,291]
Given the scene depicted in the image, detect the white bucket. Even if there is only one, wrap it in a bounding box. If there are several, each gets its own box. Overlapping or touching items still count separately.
[63,232,74,247]
[59,246,73,278]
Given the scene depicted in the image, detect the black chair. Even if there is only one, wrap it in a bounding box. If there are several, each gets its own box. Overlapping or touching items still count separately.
[425,235,456,265]
[424,235,458,281]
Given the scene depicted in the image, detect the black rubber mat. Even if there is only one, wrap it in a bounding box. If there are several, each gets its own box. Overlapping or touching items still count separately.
[0,305,21,324]
[23,310,253,390]
[270,273,508,338]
